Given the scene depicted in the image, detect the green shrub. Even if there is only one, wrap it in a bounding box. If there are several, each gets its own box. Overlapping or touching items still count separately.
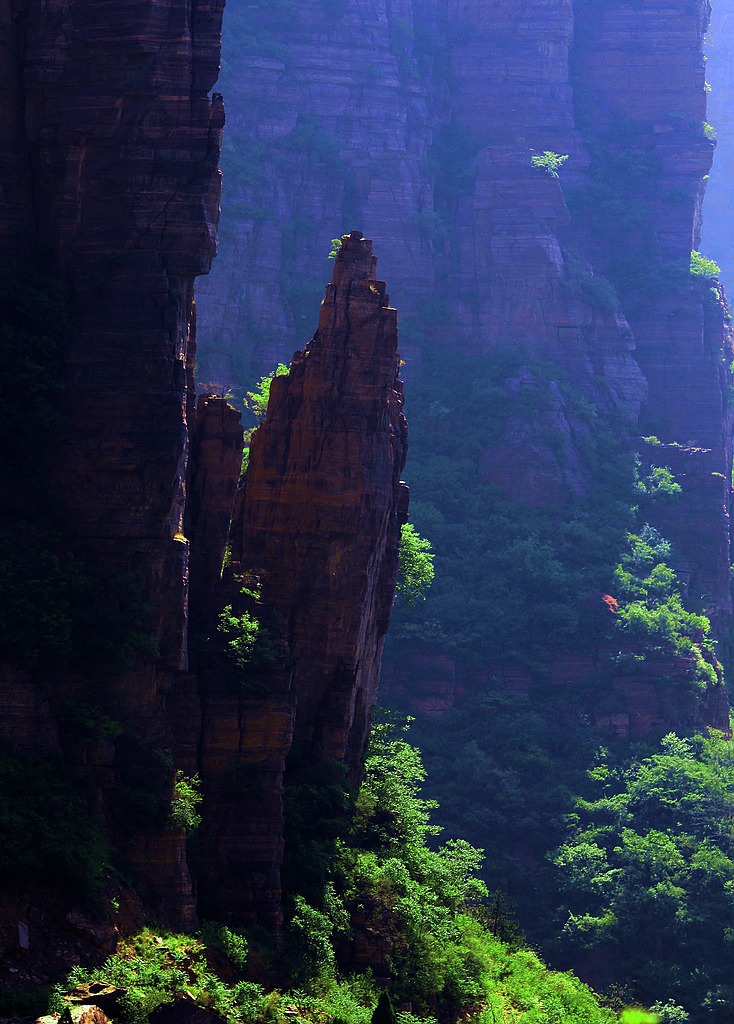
[565,251,620,311]
[397,523,435,606]
[218,605,263,668]
[49,929,263,1024]
[287,895,336,984]
[690,250,720,280]
[554,733,734,1016]
[245,363,290,422]
[169,771,202,833]
[531,151,569,178]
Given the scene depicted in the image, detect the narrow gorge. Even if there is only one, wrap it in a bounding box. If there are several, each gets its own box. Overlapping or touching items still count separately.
[2,0,734,1021]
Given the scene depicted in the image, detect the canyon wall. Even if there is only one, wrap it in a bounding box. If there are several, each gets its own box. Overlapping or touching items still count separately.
[703,0,734,286]
[191,232,408,926]
[0,0,228,930]
[199,0,733,733]
[0,0,407,952]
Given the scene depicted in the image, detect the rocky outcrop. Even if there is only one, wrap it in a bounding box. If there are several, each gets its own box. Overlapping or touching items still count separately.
[1,2,409,940]
[2,0,226,649]
[0,0,226,928]
[194,233,409,925]
[199,0,732,739]
[198,0,647,438]
[702,0,734,285]
[195,0,438,382]
[572,0,732,628]
[187,394,245,626]
[231,232,408,765]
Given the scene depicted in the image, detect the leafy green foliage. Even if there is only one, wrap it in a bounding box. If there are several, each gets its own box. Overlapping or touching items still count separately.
[611,523,717,688]
[331,718,490,1011]
[217,605,263,669]
[287,895,337,984]
[531,151,569,178]
[278,719,614,1024]
[554,733,734,1018]
[397,523,435,606]
[690,251,720,279]
[245,362,290,422]
[50,930,266,1024]
[383,328,721,1010]
[329,237,344,259]
[169,771,203,833]
[564,116,689,302]
[240,363,290,474]
[47,729,622,1024]
[621,1012,661,1024]
[565,250,620,312]
[282,756,352,906]
[0,981,51,1017]
[200,924,250,978]
[634,463,682,500]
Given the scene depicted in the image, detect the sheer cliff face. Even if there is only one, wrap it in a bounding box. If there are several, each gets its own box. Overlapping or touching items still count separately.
[1,0,225,667]
[0,0,226,927]
[193,234,408,926]
[702,0,734,285]
[198,0,732,732]
[0,4,407,937]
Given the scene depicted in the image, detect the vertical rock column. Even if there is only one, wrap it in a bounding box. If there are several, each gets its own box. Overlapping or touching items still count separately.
[233,231,409,766]
[0,0,225,927]
[197,232,409,926]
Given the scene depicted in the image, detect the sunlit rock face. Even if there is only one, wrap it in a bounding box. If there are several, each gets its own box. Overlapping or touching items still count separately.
[195,233,409,927]
[197,0,732,735]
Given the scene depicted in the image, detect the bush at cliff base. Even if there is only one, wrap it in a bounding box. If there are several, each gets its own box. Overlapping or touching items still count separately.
[46,723,621,1024]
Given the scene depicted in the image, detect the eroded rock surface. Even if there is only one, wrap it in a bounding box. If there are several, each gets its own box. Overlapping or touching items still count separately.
[194,233,409,925]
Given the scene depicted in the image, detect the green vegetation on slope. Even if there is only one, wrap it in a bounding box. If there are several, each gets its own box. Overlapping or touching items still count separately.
[0,756,109,891]
[387,344,700,677]
[382,333,726,1016]
[49,721,620,1024]
[555,732,734,1019]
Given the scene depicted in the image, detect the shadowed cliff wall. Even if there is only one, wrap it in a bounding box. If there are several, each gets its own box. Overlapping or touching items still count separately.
[0,2,408,949]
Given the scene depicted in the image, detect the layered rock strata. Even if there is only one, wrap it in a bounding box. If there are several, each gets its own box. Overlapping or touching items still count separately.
[0,0,228,928]
[0,0,407,940]
[572,0,732,628]
[194,232,409,925]
[200,0,732,733]
[702,0,734,285]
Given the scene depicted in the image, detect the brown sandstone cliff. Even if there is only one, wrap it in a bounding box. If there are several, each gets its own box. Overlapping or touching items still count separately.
[198,0,732,735]
[0,0,227,931]
[0,0,407,959]
[191,232,409,926]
